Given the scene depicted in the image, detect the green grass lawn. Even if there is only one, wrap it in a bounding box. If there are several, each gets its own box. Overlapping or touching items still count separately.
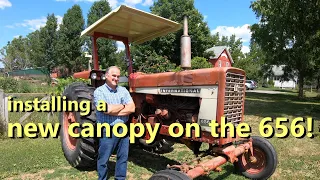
[0,92,319,180]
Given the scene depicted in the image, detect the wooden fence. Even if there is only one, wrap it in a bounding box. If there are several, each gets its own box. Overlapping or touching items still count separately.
[0,89,8,133]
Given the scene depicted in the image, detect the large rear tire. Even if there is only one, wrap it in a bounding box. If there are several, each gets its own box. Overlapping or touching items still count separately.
[234,136,278,180]
[60,82,98,170]
[149,170,191,180]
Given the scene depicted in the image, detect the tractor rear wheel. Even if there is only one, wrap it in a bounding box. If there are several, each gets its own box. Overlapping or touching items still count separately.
[234,136,278,180]
[59,82,98,170]
[149,170,191,180]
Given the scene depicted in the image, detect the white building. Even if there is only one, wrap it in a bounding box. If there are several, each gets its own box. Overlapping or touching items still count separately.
[267,65,297,89]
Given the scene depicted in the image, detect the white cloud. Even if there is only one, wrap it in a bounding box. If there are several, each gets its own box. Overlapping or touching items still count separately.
[211,24,251,43]
[56,15,63,25]
[142,0,153,6]
[19,17,47,31]
[108,0,118,8]
[13,35,20,38]
[123,0,142,7]
[0,0,12,9]
[117,41,125,52]
[241,45,250,54]
[6,15,63,31]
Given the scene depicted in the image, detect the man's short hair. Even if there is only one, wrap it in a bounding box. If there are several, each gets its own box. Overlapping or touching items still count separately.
[106,66,120,74]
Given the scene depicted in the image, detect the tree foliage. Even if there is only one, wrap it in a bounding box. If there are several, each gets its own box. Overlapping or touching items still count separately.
[133,0,214,65]
[250,0,320,97]
[56,4,86,75]
[133,49,176,73]
[30,14,58,78]
[26,30,44,70]
[87,0,117,69]
[234,42,265,81]
[0,36,31,71]
[191,56,212,69]
[214,33,244,63]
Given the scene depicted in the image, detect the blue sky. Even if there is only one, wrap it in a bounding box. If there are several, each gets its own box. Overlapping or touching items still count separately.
[0,0,258,68]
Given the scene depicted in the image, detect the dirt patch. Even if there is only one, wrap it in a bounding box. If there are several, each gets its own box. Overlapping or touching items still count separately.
[127,172,135,180]
[141,173,151,180]
[5,169,55,180]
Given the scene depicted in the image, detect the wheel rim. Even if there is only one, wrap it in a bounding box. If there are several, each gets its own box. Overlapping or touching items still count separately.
[241,147,266,174]
[63,112,78,151]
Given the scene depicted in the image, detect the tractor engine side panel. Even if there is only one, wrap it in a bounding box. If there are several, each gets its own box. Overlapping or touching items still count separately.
[134,86,219,133]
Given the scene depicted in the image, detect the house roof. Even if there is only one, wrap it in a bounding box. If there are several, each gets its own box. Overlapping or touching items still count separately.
[205,46,234,63]
[81,5,182,44]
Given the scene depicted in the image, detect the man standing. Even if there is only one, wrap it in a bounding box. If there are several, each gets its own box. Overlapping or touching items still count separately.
[93,66,135,180]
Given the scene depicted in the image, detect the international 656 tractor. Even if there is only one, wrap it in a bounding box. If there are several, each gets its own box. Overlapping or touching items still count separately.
[60,5,277,180]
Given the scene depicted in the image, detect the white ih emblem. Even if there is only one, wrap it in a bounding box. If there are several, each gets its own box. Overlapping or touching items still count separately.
[233,84,239,92]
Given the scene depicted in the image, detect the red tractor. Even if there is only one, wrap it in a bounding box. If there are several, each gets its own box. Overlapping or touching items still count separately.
[60,5,277,180]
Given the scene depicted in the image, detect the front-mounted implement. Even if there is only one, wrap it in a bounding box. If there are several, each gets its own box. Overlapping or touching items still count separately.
[59,5,278,180]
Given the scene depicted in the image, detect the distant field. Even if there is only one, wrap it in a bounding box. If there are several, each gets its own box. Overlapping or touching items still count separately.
[0,91,319,180]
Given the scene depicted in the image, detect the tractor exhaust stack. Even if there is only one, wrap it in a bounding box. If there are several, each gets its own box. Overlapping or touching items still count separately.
[181,16,191,69]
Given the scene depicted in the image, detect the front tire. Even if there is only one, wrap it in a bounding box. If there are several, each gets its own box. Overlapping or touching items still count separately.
[60,82,98,170]
[149,170,191,180]
[234,136,278,180]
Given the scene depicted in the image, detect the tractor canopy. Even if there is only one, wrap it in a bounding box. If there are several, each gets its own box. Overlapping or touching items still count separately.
[81,5,182,44]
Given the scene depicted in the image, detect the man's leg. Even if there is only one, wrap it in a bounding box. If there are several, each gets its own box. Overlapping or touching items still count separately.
[97,130,119,180]
[114,135,129,180]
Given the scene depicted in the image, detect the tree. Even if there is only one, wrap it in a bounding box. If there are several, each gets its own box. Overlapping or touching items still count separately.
[56,5,86,75]
[0,36,31,71]
[87,0,117,69]
[30,14,58,79]
[214,33,244,63]
[26,30,45,71]
[113,50,128,76]
[234,42,265,81]
[133,49,176,73]
[250,0,320,97]
[134,0,215,65]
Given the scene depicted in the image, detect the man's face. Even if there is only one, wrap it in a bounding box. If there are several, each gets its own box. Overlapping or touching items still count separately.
[106,68,120,87]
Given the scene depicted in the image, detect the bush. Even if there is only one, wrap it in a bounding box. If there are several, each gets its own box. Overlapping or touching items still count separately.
[0,77,18,93]
[267,79,274,87]
[191,56,212,69]
[19,81,32,93]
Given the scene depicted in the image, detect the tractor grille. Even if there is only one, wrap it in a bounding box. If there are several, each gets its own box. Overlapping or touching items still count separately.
[224,72,245,126]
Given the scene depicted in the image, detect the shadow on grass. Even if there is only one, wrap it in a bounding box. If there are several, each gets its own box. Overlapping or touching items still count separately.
[128,144,181,172]
[104,143,181,179]
[245,92,320,120]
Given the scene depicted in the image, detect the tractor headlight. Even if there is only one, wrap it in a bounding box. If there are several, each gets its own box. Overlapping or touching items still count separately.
[101,73,106,80]
[91,73,97,79]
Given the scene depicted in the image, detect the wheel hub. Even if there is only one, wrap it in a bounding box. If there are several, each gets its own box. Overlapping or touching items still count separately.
[242,148,266,174]
[63,112,78,151]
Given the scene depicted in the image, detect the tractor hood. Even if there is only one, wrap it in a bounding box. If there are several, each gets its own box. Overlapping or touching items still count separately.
[81,5,182,44]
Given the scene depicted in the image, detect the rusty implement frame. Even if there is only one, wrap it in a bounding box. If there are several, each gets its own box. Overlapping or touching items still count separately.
[167,139,254,179]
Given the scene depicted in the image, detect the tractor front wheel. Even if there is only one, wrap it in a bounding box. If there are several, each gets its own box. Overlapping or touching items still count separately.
[234,136,278,180]
[149,170,191,180]
[60,82,98,170]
